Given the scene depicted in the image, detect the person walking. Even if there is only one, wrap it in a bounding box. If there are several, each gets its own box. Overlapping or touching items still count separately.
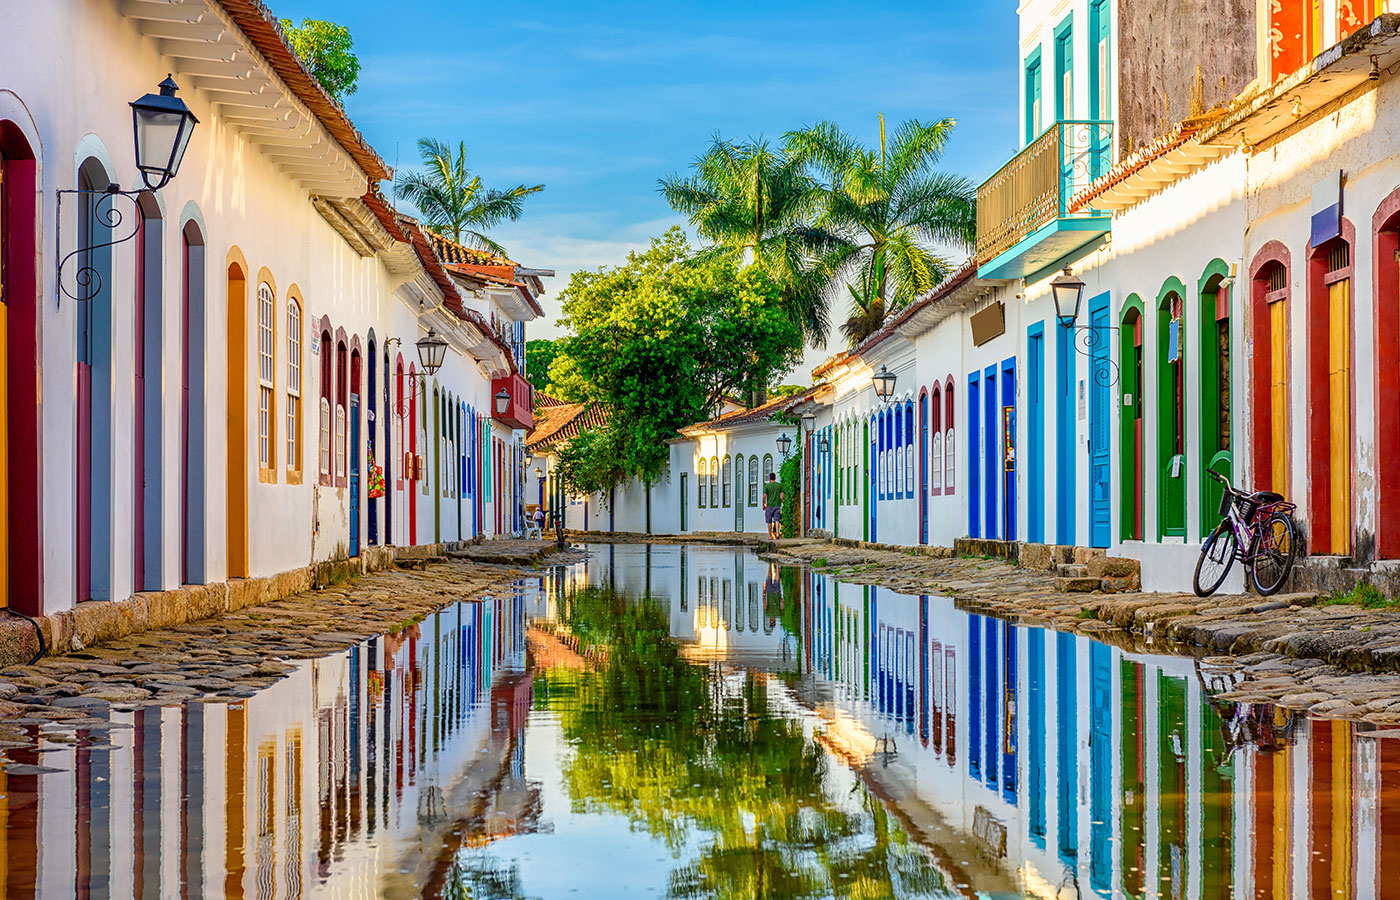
[762,472,784,540]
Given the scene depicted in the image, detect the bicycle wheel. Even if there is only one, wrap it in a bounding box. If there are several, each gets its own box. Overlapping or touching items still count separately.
[1194,523,1237,597]
[1250,511,1298,596]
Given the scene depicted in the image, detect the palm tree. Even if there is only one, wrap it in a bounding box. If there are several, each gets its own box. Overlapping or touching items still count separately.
[785,116,976,346]
[658,137,830,345]
[395,138,544,257]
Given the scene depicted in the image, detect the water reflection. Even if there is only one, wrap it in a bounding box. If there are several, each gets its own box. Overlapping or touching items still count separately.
[4,544,1400,898]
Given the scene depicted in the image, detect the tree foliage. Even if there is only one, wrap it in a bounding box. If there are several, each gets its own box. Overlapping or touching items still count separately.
[524,338,561,395]
[785,116,977,345]
[280,18,361,103]
[548,229,803,494]
[394,138,544,257]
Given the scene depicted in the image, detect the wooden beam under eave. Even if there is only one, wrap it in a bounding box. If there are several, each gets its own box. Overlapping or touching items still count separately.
[171,55,256,78]
[159,37,238,61]
[121,0,203,23]
[136,19,224,41]
[185,72,267,93]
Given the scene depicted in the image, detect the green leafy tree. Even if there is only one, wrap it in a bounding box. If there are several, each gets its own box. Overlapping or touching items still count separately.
[525,338,560,395]
[394,138,544,257]
[785,116,976,345]
[548,228,803,491]
[659,137,831,346]
[768,384,807,399]
[279,18,361,103]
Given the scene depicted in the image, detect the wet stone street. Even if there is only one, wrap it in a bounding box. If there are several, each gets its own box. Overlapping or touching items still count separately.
[0,542,1399,898]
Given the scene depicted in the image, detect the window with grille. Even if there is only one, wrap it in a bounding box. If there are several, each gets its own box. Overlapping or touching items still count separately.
[722,456,732,507]
[319,398,331,476]
[257,283,276,474]
[710,456,719,507]
[748,456,759,506]
[698,458,707,507]
[285,298,301,474]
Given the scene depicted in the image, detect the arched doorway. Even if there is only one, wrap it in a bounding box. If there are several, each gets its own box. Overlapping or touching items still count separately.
[349,343,362,557]
[0,119,41,614]
[134,192,163,591]
[225,254,248,578]
[367,334,378,546]
[1375,195,1400,558]
[1156,281,1187,540]
[1198,261,1232,538]
[1308,226,1355,556]
[181,219,207,585]
[1118,296,1145,541]
[78,157,116,601]
[1249,245,1290,499]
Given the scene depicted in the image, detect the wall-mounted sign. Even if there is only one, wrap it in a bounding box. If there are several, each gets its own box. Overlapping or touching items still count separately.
[971,301,1006,346]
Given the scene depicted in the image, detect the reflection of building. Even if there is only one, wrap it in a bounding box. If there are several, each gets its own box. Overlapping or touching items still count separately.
[0,592,525,898]
[787,568,1400,899]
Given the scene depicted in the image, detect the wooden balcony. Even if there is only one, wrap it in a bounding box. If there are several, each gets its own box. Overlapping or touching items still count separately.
[491,373,534,430]
[976,120,1113,281]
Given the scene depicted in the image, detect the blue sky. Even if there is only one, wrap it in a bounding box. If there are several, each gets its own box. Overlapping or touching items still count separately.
[276,1,1019,366]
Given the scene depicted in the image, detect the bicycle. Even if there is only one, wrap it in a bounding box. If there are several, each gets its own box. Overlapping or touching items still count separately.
[1193,469,1299,597]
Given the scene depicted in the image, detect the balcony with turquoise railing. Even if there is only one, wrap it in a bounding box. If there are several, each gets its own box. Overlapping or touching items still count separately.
[976,120,1114,282]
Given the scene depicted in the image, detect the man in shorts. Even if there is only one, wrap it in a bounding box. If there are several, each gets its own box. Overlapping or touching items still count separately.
[762,472,784,540]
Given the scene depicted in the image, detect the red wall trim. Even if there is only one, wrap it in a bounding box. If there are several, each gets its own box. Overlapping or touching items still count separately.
[1248,240,1291,497]
[1374,190,1400,557]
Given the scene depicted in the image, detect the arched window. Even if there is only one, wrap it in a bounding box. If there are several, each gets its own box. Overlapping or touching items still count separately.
[931,386,943,495]
[748,455,759,506]
[763,454,774,486]
[336,339,348,484]
[710,455,719,507]
[319,328,333,483]
[285,296,302,478]
[698,457,708,507]
[394,357,405,489]
[722,456,732,507]
[905,402,915,495]
[256,282,276,479]
[893,408,902,498]
[944,382,956,494]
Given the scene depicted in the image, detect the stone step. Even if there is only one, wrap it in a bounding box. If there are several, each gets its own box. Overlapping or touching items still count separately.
[1055,576,1100,593]
[1057,564,1089,578]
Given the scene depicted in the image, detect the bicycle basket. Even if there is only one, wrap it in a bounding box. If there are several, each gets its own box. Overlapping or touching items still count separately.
[1217,489,1234,518]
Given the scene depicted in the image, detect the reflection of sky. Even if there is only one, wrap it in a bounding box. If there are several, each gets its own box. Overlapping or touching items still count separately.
[475,710,699,898]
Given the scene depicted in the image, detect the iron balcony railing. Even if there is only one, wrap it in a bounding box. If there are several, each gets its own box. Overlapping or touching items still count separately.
[976,120,1114,266]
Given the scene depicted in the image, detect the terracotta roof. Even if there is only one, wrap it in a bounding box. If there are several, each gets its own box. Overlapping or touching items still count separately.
[1067,108,1229,213]
[427,231,517,267]
[398,217,463,308]
[535,392,565,408]
[427,230,547,318]
[810,259,977,379]
[679,387,820,436]
[359,190,408,243]
[527,402,610,453]
[215,0,392,183]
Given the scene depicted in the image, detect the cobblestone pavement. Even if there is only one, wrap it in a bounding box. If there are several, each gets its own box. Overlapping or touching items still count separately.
[762,539,1400,725]
[0,542,582,752]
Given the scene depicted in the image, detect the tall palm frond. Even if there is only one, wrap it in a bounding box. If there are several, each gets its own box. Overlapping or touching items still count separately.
[784,117,975,347]
[394,138,544,257]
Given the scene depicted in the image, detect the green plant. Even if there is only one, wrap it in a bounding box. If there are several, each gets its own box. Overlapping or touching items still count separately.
[1321,581,1399,609]
[779,453,801,538]
[1076,607,1099,620]
[279,18,360,103]
[394,138,544,256]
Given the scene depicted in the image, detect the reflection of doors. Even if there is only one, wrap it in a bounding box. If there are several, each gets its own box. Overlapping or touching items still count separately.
[349,395,360,557]
[1089,296,1110,547]
[680,473,687,531]
[1028,326,1045,543]
[1089,643,1112,892]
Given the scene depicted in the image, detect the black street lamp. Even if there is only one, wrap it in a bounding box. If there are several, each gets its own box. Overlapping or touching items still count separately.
[59,75,200,304]
[872,365,896,400]
[416,328,447,376]
[1050,266,1086,328]
[819,434,830,455]
[130,75,199,191]
[776,432,793,457]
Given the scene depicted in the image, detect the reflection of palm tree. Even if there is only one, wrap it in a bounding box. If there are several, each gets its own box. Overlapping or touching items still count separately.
[443,855,535,900]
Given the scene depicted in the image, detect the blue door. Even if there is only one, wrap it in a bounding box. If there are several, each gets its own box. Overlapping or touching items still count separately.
[1089,293,1111,547]
[1057,323,1077,545]
[349,395,361,557]
[1028,325,1045,543]
[870,418,878,542]
[1056,631,1078,863]
[1001,357,1017,541]
[1090,642,1112,892]
[984,365,998,540]
[968,372,981,537]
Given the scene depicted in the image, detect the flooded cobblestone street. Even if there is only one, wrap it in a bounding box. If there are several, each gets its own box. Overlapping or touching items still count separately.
[1,543,1398,898]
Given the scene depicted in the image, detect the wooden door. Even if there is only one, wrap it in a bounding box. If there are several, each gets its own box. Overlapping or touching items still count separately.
[1328,277,1351,554]
[225,264,247,577]
[1270,297,1289,491]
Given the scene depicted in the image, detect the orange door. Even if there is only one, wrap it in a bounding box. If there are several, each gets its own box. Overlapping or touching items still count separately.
[1270,298,1289,492]
[226,264,248,577]
[1328,278,1351,554]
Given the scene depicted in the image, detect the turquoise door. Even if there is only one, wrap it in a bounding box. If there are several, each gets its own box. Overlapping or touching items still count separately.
[1028,325,1045,542]
[968,372,981,537]
[1090,294,1111,547]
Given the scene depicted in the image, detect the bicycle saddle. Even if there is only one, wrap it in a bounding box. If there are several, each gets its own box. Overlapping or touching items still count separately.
[1249,490,1285,503]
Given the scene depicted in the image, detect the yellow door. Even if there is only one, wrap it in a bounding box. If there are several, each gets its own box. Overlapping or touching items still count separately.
[1328,278,1351,554]
[1269,298,1289,492]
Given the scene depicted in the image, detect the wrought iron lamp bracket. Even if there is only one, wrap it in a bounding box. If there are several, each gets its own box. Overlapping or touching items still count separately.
[55,186,146,308]
[1062,320,1121,387]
